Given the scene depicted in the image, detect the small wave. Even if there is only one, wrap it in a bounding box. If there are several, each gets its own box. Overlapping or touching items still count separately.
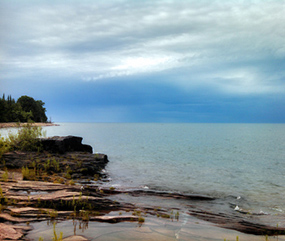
[234,205,241,211]
[271,207,283,213]
[141,185,149,189]
[234,205,269,215]
[257,210,268,215]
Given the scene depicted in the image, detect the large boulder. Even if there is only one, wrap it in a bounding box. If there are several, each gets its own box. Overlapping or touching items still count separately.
[39,136,93,154]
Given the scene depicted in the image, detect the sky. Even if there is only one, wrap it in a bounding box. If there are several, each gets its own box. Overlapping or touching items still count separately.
[1,0,285,123]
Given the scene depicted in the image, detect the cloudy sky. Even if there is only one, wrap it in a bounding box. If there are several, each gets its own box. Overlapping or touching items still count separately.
[1,0,285,122]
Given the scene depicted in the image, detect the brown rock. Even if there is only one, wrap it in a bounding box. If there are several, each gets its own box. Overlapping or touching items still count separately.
[0,223,24,240]
[0,213,32,222]
[62,235,90,241]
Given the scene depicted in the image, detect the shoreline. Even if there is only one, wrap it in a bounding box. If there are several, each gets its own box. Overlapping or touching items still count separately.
[2,173,285,241]
[1,135,285,240]
[0,122,59,129]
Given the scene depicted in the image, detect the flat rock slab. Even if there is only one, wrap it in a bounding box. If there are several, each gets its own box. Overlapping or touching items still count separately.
[7,190,81,202]
[0,213,33,223]
[9,207,42,214]
[189,209,285,235]
[63,235,90,241]
[9,180,65,190]
[0,223,30,240]
[90,215,139,223]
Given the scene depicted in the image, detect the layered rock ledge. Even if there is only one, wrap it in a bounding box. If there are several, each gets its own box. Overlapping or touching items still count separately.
[1,136,108,182]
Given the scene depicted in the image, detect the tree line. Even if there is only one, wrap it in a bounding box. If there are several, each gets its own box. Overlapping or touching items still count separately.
[0,94,48,123]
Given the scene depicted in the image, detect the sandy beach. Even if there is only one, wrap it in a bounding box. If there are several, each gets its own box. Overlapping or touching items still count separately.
[0,122,59,129]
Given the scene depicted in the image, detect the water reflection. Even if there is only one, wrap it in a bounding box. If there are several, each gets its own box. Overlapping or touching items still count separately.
[27,212,285,241]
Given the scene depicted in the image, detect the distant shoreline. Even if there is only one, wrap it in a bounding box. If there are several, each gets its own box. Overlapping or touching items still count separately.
[0,122,59,129]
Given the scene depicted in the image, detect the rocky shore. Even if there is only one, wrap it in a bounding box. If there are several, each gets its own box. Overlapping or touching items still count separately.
[1,136,285,240]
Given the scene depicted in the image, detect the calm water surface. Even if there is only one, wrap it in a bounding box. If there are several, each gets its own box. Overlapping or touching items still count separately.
[2,123,285,215]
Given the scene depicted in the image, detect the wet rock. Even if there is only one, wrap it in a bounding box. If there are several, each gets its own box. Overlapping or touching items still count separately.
[0,223,29,240]
[127,189,215,200]
[0,180,124,223]
[188,209,285,235]
[63,235,90,241]
[0,213,32,223]
[1,176,285,238]
[90,215,139,223]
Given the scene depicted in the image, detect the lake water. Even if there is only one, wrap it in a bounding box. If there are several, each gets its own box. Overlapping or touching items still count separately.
[2,123,285,218]
[32,123,284,217]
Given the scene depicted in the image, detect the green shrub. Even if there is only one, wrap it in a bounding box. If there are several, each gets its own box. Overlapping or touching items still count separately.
[1,169,9,182]
[22,166,37,180]
[3,124,45,152]
[0,185,4,198]
[0,135,9,158]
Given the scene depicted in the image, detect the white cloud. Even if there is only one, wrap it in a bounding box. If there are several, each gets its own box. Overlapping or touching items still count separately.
[1,0,285,95]
[213,70,282,95]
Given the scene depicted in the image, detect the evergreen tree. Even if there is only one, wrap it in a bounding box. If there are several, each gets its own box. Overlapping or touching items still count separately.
[0,97,7,122]
[0,94,48,123]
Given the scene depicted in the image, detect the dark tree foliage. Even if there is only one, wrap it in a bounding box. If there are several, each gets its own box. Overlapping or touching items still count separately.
[0,94,48,123]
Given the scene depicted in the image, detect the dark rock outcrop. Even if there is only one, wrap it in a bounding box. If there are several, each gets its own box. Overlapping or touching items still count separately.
[2,151,108,180]
[188,209,285,235]
[1,135,108,181]
[39,136,93,154]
